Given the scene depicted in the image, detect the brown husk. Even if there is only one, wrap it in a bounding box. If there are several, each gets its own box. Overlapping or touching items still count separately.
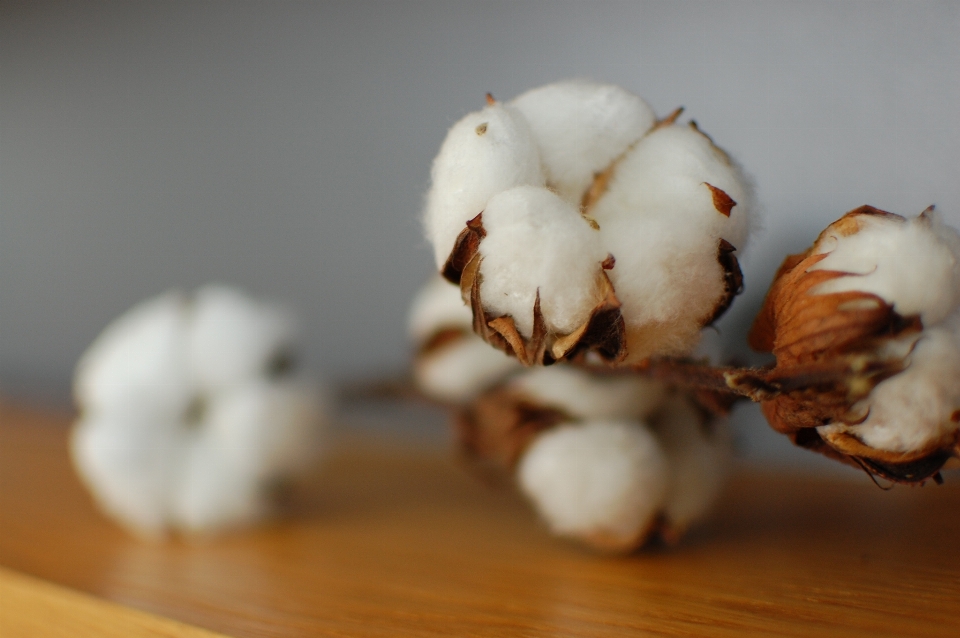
[748,205,953,483]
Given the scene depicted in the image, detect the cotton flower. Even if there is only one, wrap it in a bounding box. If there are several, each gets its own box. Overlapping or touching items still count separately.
[749,206,960,482]
[409,275,520,403]
[71,285,326,536]
[457,364,729,551]
[426,79,753,365]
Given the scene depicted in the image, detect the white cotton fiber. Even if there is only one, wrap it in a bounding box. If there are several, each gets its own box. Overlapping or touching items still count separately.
[424,102,545,268]
[74,292,192,416]
[509,365,665,422]
[479,185,608,337]
[415,338,519,404]
[810,212,960,326]
[71,285,326,537]
[517,420,669,551]
[590,124,753,360]
[819,312,960,454]
[407,275,473,343]
[511,79,656,204]
[652,394,730,532]
[187,285,296,395]
[408,275,520,403]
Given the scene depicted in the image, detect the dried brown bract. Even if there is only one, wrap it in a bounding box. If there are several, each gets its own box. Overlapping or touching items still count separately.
[749,205,960,483]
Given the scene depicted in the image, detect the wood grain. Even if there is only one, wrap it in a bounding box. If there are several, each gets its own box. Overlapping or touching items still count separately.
[1,401,959,637]
[0,567,227,637]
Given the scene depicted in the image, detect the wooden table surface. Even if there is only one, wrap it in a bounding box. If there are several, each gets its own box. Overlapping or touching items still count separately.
[1,401,958,637]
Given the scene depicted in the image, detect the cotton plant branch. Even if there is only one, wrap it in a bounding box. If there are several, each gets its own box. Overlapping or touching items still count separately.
[413,79,960,554]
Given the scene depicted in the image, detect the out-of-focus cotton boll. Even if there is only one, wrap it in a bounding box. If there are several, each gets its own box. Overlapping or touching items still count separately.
[517,420,669,552]
[591,124,753,362]
[750,206,960,482]
[652,393,730,535]
[509,365,665,422]
[511,79,656,204]
[479,186,609,337]
[424,102,544,269]
[186,285,297,394]
[408,275,520,403]
[71,285,326,537]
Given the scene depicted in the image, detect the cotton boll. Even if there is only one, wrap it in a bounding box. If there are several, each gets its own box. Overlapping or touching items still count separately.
[653,394,730,534]
[187,285,297,395]
[517,420,669,551]
[479,185,608,337]
[511,80,656,204]
[509,365,665,422]
[424,103,545,268]
[74,292,192,415]
[810,211,960,326]
[71,285,326,536]
[591,123,753,361]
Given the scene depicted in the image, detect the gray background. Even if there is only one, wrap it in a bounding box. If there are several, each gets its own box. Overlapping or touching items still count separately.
[3,1,959,466]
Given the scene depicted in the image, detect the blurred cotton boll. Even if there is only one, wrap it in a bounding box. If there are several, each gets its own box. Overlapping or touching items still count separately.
[71,284,327,537]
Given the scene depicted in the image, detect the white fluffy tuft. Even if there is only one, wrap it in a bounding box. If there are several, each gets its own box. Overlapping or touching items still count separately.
[510,365,665,422]
[408,275,520,403]
[518,420,669,550]
[479,185,608,337]
[424,103,544,268]
[591,124,753,360]
[511,79,656,204]
[653,394,730,532]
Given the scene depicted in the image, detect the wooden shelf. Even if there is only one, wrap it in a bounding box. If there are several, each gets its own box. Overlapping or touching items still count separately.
[1,401,958,637]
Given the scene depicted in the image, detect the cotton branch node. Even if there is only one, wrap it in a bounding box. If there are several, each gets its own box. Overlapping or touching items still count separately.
[749,205,960,483]
[424,79,754,365]
[71,285,327,537]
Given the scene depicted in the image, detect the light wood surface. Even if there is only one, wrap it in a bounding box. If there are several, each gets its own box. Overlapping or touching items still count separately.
[1,401,959,637]
[0,567,227,638]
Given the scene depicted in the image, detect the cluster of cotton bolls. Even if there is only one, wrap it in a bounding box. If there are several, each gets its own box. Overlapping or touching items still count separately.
[424,79,753,365]
[409,275,729,550]
[72,285,326,537]
[455,365,730,552]
[750,206,960,482]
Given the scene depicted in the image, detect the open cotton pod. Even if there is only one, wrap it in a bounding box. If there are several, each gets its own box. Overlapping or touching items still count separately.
[409,275,520,404]
[72,285,326,537]
[749,206,960,483]
[425,79,753,366]
[457,365,729,551]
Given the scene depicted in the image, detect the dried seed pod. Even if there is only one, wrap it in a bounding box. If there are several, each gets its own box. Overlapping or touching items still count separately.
[72,285,327,536]
[408,275,520,404]
[425,80,753,365]
[749,206,960,482]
